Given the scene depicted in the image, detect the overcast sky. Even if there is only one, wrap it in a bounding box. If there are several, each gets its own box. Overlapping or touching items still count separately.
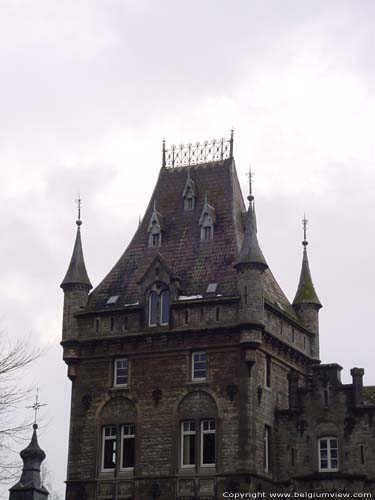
[1,0,375,497]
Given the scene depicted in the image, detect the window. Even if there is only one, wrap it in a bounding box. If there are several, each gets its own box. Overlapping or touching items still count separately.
[360,445,365,465]
[264,425,271,473]
[110,317,114,331]
[121,424,135,469]
[114,358,129,387]
[181,421,196,467]
[201,419,216,466]
[265,355,271,388]
[95,318,100,333]
[319,437,339,472]
[215,306,220,321]
[161,290,170,325]
[151,233,160,247]
[185,196,194,210]
[192,352,207,380]
[185,309,189,325]
[101,424,136,472]
[148,288,170,326]
[202,225,212,241]
[102,426,117,471]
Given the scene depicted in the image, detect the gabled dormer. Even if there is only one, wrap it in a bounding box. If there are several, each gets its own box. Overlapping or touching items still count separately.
[137,254,181,327]
[182,169,197,210]
[199,194,216,241]
[147,200,163,248]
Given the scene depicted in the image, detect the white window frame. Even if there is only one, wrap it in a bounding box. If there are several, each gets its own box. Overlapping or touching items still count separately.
[120,424,136,471]
[318,437,339,472]
[181,421,196,468]
[192,351,207,381]
[114,358,129,387]
[200,419,216,467]
[101,425,117,472]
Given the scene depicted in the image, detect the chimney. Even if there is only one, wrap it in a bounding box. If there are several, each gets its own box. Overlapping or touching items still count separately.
[350,367,364,407]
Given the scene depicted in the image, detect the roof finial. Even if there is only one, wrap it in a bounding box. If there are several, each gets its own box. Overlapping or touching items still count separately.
[75,194,82,227]
[246,166,254,203]
[26,388,47,428]
[302,213,308,247]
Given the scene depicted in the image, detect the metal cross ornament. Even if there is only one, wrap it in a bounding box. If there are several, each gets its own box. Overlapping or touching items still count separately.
[246,166,255,201]
[302,213,308,242]
[76,195,82,222]
[26,388,47,425]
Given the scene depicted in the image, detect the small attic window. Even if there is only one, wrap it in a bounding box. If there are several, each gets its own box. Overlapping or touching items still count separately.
[106,295,119,306]
[199,197,215,242]
[150,232,160,247]
[202,223,213,241]
[185,195,194,210]
[206,283,218,294]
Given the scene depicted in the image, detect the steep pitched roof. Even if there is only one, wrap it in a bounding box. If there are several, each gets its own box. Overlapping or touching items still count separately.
[293,245,321,308]
[61,223,92,290]
[86,159,296,317]
[235,199,267,269]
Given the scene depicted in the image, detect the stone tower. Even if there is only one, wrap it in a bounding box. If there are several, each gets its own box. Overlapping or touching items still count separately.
[61,134,375,499]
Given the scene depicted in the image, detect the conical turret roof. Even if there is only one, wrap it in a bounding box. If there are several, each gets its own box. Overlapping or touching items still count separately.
[293,217,321,308]
[61,219,92,290]
[235,194,267,269]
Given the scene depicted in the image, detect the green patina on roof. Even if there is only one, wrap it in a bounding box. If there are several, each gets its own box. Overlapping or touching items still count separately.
[293,246,321,307]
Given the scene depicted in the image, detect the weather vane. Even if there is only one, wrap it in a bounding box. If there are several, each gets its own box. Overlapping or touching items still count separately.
[302,213,308,246]
[26,388,47,426]
[246,166,255,202]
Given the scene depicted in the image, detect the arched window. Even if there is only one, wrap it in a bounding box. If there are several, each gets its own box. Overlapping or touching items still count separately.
[148,285,170,326]
[199,195,215,241]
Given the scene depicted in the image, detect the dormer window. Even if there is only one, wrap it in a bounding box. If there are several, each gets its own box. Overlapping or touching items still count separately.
[199,194,216,242]
[148,200,162,248]
[202,224,212,241]
[185,194,194,210]
[148,284,170,326]
[183,170,197,211]
[151,232,160,248]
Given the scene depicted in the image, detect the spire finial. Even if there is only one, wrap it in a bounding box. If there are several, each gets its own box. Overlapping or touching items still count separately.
[75,195,82,227]
[302,213,308,247]
[26,388,47,427]
[246,166,254,203]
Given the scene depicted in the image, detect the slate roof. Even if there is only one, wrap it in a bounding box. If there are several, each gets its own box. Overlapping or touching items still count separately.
[293,245,321,308]
[61,224,92,290]
[86,159,296,318]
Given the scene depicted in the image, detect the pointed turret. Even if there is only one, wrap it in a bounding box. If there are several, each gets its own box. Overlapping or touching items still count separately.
[9,424,49,500]
[293,218,321,307]
[235,169,268,328]
[293,215,321,359]
[61,198,91,350]
[235,194,267,270]
[60,199,92,291]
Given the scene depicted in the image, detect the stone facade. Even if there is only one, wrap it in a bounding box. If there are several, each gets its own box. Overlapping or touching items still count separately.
[61,145,375,499]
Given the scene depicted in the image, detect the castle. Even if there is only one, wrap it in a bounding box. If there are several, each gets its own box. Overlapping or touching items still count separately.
[60,134,375,499]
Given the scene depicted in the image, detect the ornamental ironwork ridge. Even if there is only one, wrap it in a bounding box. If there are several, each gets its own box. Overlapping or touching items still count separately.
[162,130,234,168]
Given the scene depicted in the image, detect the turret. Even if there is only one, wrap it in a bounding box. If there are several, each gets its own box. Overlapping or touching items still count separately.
[60,199,92,342]
[292,215,322,359]
[234,170,268,329]
[9,424,49,500]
